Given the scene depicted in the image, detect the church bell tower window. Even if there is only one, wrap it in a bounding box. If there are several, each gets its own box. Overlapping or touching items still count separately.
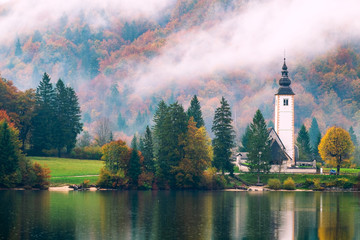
[283,99,288,106]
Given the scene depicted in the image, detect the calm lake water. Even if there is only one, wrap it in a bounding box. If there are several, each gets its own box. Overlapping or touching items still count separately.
[0,190,360,240]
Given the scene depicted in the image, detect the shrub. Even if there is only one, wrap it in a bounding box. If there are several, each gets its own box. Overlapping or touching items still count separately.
[326,178,353,189]
[313,178,323,190]
[304,178,314,188]
[32,162,51,189]
[283,177,296,190]
[267,178,281,190]
[70,146,102,160]
[201,167,225,190]
[96,168,129,189]
[80,180,91,189]
[138,172,154,190]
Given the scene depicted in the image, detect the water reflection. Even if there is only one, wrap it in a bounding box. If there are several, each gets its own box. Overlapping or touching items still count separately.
[0,190,359,240]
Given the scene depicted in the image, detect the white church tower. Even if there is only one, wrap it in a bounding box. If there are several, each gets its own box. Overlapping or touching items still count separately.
[275,58,295,165]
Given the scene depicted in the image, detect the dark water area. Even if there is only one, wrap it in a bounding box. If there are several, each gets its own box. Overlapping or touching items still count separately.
[0,190,359,240]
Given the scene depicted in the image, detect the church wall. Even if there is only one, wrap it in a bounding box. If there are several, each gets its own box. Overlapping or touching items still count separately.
[275,94,295,165]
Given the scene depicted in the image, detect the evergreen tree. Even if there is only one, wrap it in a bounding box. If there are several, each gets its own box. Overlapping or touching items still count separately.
[53,79,69,157]
[187,95,205,128]
[31,73,56,154]
[349,126,358,146]
[128,135,141,186]
[153,101,188,186]
[313,132,321,161]
[64,86,83,152]
[117,113,128,132]
[246,110,271,180]
[15,38,22,56]
[309,118,321,149]
[239,125,251,152]
[0,121,19,176]
[296,124,312,161]
[211,97,235,175]
[267,120,274,128]
[142,125,155,173]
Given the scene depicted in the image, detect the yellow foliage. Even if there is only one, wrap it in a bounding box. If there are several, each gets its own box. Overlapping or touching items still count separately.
[318,126,354,171]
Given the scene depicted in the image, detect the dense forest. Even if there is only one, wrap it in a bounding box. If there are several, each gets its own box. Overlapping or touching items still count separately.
[0,0,359,144]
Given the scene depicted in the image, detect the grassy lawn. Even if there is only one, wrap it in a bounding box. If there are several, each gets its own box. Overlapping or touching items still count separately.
[29,156,104,186]
[235,173,358,186]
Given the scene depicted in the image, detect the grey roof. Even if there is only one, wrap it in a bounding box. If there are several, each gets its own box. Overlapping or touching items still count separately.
[276,58,295,95]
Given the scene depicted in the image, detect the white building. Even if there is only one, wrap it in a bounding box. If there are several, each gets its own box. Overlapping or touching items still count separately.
[274,58,295,166]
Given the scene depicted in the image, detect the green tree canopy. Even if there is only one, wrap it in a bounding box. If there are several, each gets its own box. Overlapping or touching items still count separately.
[246,109,271,178]
[296,124,312,161]
[349,126,358,146]
[187,95,205,128]
[239,125,251,152]
[309,117,321,150]
[128,135,141,186]
[211,97,235,175]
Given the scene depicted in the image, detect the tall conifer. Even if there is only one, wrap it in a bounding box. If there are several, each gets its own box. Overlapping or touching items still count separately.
[187,95,205,128]
[297,124,312,161]
[212,97,235,175]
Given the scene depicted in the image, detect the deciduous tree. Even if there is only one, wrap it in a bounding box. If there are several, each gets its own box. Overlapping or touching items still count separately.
[102,140,130,173]
[318,126,354,175]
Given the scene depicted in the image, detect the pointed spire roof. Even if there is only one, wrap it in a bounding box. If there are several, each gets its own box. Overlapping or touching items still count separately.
[276,58,294,95]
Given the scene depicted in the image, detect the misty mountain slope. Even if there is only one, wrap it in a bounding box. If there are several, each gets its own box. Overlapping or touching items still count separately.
[0,0,360,140]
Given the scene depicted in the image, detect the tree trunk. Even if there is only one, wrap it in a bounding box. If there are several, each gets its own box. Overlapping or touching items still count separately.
[337,156,341,175]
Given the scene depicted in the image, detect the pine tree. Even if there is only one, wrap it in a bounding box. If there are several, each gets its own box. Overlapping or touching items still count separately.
[211,97,235,175]
[187,95,205,128]
[297,124,312,161]
[349,126,358,146]
[142,125,155,173]
[0,121,19,176]
[15,38,22,56]
[246,110,271,181]
[128,135,141,186]
[31,73,56,154]
[239,125,251,152]
[64,86,82,152]
[53,79,69,157]
[309,118,321,150]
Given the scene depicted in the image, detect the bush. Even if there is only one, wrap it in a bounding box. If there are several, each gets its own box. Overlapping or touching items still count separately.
[80,180,91,189]
[70,146,102,160]
[201,167,225,190]
[303,178,314,188]
[283,177,296,190]
[313,178,323,190]
[138,172,154,190]
[267,178,281,190]
[326,178,353,189]
[32,162,51,189]
[96,168,129,189]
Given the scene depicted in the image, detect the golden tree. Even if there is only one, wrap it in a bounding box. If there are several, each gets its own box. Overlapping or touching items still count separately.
[318,126,354,175]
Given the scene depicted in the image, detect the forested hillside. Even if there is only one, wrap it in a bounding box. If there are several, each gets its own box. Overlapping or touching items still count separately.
[0,0,359,142]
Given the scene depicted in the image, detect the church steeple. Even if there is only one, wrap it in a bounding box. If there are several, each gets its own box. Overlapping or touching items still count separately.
[276,58,294,95]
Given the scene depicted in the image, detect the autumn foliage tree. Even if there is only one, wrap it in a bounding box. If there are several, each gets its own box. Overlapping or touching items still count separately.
[173,117,212,188]
[318,126,354,175]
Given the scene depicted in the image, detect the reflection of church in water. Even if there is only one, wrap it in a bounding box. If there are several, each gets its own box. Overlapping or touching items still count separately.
[236,59,304,170]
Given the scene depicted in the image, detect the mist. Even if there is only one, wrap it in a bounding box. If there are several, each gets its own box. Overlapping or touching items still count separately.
[130,0,360,96]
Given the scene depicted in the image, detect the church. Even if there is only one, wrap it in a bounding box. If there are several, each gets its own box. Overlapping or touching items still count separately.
[235,59,315,172]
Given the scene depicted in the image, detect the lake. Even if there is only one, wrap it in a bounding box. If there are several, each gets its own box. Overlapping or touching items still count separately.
[0,190,359,240]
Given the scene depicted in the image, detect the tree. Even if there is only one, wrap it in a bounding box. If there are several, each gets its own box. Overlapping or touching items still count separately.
[63,86,83,152]
[212,97,235,175]
[239,125,251,152]
[141,125,155,173]
[31,73,56,154]
[102,140,130,173]
[0,121,20,178]
[187,95,205,128]
[153,101,188,187]
[77,131,91,147]
[309,117,321,150]
[173,118,212,188]
[95,118,113,146]
[318,126,354,175]
[15,38,22,56]
[117,113,128,132]
[246,110,271,183]
[349,126,358,146]
[296,125,312,161]
[128,136,141,186]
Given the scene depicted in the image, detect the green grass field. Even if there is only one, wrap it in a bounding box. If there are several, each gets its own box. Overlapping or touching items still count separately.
[29,157,104,186]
